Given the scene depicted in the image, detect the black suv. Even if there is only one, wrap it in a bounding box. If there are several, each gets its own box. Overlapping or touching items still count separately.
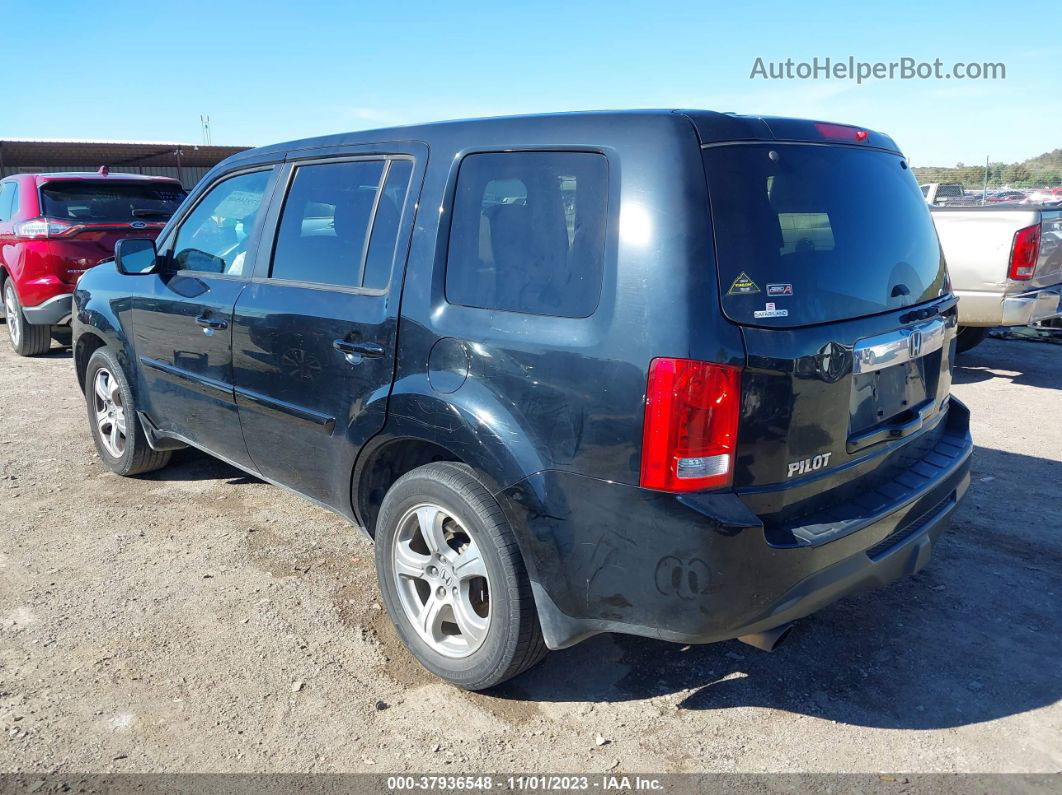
[72,111,972,690]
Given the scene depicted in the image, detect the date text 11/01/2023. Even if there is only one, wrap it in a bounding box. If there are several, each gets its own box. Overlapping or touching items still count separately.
[385,775,665,791]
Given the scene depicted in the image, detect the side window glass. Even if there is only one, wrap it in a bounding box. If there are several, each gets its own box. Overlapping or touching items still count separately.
[170,170,272,276]
[0,183,14,222]
[270,160,386,288]
[445,152,608,318]
[362,159,413,290]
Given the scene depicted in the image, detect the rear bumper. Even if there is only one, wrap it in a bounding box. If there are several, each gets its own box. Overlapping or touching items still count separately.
[956,284,1062,327]
[21,293,73,326]
[1001,284,1062,326]
[500,398,972,650]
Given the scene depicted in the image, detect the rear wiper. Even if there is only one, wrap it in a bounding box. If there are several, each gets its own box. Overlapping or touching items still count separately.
[131,209,171,218]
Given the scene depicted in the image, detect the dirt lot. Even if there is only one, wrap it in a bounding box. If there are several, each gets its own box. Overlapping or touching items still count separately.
[0,334,1059,774]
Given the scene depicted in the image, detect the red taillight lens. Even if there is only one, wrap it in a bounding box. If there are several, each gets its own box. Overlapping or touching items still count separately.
[1008,224,1041,281]
[13,217,77,239]
[640,358,742,493]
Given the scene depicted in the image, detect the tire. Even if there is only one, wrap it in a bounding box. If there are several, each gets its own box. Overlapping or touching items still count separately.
[84,348,171,476]
[956,326,989,354]
[374,462,547,690]
[4,281,51,357]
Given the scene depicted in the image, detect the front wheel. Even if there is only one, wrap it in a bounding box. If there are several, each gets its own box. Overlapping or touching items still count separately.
[4,281,51,357]
[84,348,171,476]
[374,462,547,690]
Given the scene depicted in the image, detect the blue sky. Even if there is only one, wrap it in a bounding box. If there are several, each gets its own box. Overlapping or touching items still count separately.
[3,0,1056,166]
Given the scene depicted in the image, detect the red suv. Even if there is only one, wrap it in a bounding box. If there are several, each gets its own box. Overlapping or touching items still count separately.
[0,170,186,356]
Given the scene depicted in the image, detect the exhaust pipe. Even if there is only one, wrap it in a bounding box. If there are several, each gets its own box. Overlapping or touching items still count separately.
[738,622,795,652]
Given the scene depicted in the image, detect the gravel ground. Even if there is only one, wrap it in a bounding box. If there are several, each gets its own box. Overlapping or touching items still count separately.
[0,334,1059,774]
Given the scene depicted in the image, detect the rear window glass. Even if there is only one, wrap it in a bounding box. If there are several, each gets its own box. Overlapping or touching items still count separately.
[705,144,945,327]
[446,151,608,318]
[40,181,186,223]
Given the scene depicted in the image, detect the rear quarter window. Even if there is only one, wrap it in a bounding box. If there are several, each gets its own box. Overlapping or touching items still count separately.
[445,151,608,318]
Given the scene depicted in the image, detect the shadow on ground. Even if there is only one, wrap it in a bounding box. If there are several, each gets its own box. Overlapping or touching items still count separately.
[954,337,1061,390]
[491,444,1062,731]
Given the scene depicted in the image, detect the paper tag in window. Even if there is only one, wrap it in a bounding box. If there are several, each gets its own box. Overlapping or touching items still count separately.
[753,302,789,319]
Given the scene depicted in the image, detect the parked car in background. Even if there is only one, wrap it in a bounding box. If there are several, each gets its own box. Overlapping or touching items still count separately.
[1023,188,1062,205]
[0,170,186,356]
[921,182,967,205]
[932,205,1062,351]
[987,190,1027,204]
[73,111,972,690]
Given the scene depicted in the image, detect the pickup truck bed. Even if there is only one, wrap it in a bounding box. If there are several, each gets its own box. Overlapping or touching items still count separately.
[931,206,1062,334]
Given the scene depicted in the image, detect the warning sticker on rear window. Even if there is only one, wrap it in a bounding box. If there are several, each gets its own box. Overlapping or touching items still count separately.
[727,272,760,295]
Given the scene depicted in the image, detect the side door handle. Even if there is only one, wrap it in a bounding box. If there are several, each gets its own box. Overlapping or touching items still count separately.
[195,313,228,331]
[333,339,385,361]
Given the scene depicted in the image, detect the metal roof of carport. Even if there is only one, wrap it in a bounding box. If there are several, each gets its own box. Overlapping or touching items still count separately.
[0,139,249,169]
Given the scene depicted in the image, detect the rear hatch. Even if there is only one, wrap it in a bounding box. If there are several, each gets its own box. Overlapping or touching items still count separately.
[702,135,964,547]
[38,180,186,282]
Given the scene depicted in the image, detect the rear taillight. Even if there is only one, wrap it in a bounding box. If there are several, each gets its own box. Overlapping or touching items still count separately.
[13,217,77,239]
[1008,224,1041,281]
[640,358,742,493]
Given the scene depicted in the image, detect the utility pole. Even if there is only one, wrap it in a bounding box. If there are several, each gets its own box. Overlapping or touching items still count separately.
[200,115,212,146]
[982,154,989,205]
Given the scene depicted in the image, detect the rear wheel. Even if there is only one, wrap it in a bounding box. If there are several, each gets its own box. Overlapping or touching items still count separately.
[374,462,547,690]
[956,326,989,354]
[4,281,51,357]
[84,348,171,476]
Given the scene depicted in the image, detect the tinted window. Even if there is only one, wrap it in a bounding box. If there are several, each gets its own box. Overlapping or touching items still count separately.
[446,152,607,318]
[170,170,272,276]
[40,181,186,222]
[0,183,14,221]
[271,160,385,288]
[705,144,945,327]
[362,159,413,290]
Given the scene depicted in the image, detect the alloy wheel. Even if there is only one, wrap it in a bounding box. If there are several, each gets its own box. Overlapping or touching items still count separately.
[92,368,127,458]
[391,503,491,658]
[4,284,20,348]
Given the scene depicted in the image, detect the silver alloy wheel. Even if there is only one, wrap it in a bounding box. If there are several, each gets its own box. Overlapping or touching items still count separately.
[5,284,20,348]
[92,368,127,459]
[391,503,491,658]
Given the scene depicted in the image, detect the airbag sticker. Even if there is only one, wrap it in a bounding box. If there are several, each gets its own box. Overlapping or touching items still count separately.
[753,302,789,319]
[767,283,794,297]
[728,272,760,295]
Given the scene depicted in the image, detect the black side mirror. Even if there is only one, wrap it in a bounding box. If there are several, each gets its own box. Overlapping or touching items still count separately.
[115,238,159,275]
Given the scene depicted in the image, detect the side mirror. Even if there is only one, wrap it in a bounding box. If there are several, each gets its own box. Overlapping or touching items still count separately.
[115,238,159,275]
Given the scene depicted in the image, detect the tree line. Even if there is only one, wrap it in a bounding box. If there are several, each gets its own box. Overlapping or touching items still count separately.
[912,148,1062,189]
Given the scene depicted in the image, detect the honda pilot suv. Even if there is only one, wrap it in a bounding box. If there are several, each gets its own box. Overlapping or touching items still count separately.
[71,111,973,690]
[0,170,185,356]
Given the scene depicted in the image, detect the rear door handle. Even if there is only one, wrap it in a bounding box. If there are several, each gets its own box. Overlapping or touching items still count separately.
[195,314,228,330]
[333,339,385,359]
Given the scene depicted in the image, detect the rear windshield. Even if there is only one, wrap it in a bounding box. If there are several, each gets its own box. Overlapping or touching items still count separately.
[40,181,186,223]
[704,144,945,327]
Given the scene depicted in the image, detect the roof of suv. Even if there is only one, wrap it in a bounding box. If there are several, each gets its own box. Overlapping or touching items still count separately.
[223,109,902,167]
[31,172,183,184]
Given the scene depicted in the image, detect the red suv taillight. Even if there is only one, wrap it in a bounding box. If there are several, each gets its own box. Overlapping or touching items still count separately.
[640,358,742,493]
[1008,224,1041,281]
[13,218,79,239]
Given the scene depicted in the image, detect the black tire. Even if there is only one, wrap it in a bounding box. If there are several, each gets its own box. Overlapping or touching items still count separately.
[374,462,547,690]
[956,326,989,354]
[84,347,171,476]
[4,281,51,357]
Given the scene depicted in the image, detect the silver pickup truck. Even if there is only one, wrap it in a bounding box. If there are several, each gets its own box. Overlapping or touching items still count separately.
[931,205,1062,351]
